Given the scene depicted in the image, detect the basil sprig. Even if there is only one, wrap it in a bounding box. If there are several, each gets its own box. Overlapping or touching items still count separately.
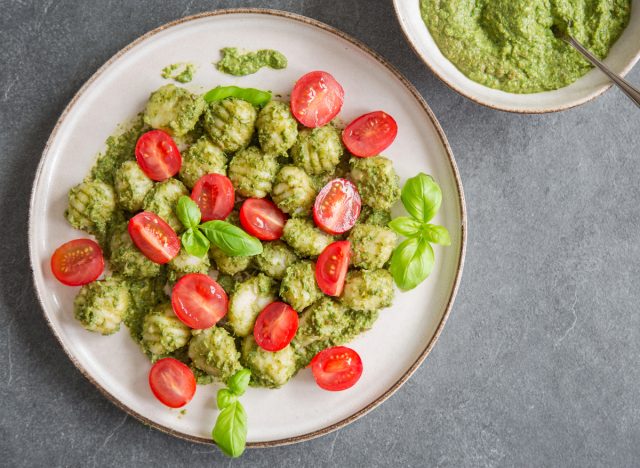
[388,174,450,291]
[176,196,263,257]
[203,85,272,107]
[212,369,251,458]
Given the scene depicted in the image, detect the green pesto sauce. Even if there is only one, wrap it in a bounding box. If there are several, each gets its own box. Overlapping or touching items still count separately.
[420,0,631,93]
[216,47,287,76]
[161,62,196,83]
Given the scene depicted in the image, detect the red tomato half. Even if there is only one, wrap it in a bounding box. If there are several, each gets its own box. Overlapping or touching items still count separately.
[50,238,104,286]
[191,174,235,222]
[310,346,363,391]
[313,179,361,235]
[342,111,398,157]
[254,302,299,352]
[148,358,196,408]
[128,212,180,264]
[135,130,182,181]
[239,198,286,241]
[171,273,228,329]
[316,241,350,296]
[290,71,344,128]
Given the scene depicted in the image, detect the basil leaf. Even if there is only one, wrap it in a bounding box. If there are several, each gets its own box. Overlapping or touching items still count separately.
[422,224,451,246]
[212,401,248,458]
[401,173,442,222]
[176,196,201,229]
[181,228,210,257]
[203,85,272,107]
[388,217,423,237]
[200,220,263,257]
[227,369,251,396]
[389,237,434,291]
[217,388,238,410]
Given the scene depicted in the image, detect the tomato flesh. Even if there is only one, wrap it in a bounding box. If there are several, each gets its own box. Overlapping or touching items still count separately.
[50,238,104,286]
[148,358,196,408]
[190,173,235,222]
[135,130,182,181]
[239,198,286,241]
[254,302,299,352]
[315,241,351,296]
[171,273,228,329]
[128,212,180,264]
[290,71,344,128]
[313,179,361,235]
[310,346,363,391]
[342,111,398,158]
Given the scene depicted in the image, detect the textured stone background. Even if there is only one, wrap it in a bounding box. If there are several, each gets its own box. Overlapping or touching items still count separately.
[2,1,640,466]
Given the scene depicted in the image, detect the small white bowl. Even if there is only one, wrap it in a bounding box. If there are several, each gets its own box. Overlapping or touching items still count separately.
[393,0,640,113]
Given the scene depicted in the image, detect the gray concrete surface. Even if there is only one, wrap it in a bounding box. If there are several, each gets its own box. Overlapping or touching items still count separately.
[1,1,639,466]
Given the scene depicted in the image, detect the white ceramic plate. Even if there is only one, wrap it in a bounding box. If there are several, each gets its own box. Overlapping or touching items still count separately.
[394,0,640,113]
[29,9,466,446]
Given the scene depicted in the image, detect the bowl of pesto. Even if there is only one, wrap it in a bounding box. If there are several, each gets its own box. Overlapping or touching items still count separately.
[394,0,640,112]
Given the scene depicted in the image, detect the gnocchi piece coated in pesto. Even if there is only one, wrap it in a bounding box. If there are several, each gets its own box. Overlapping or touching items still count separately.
[349,156,401,211]
[241,336,297,388]
[188,326,242,383]
[256,100,298,155]
[74,275,130,335]
[142,178,189,233]
[178,136,227,189]
[227,273,277,337]
[209,245,252,276]
[271,165,316,217]
[65,180,116,235]
[279,261,322,311]
[109,223,163,278]
[167,247,211,283]
[282,218,333,257]
[254,241,298,280]
[290,125,343,175]
[203,97,257,153]
[357,205,392,227]
[227,146,279,198]
[114,161,154,212]
[143,84,206,137]
[348,224,397,270]
[340,269,394,312]
[141,303,191,359]
[291,297,350,358]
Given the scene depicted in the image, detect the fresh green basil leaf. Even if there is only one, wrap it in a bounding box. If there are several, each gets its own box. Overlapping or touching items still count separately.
[176,196,201,229]
[181,228,210,257]
[200,220,263,257]
[422,224,451,246]
[389,237,435,291]
[401,173,442,222]
[388,217,423,237]
[203,85,272,107]
[217,388,238,410]
[227,369,251,396]
[212,401,248,458]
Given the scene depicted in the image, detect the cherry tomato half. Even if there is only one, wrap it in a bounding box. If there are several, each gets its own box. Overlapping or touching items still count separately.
[342,111,398,158]
[254,302,299,352]
[171,273,228,329]
[310,346,363,391]
[135,129,182,181]
[313,178,361,235]
[290,71,344,128]
[50,238,104,286]
[239,198,286,241]
[191,174,235,222]
[128,212,180,264]
[148,358,196,408]
[315,241,351,296]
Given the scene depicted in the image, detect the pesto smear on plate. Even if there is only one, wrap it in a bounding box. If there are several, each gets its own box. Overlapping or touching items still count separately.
[420,0,632,93]
[216,47,287,76]
[161,63,196,83]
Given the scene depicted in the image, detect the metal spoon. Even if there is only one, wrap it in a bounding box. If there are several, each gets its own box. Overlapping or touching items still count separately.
[552,24,640,108]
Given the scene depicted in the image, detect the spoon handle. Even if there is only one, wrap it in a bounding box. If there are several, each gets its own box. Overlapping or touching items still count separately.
[566,35,640,108]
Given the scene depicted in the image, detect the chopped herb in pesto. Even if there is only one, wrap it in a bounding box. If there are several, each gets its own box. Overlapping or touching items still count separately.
[215,47,287,76]
[161,62,196,83]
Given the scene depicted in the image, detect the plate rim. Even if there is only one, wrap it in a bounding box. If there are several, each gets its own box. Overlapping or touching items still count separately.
[392,0,640,114]
[28,8,467,448]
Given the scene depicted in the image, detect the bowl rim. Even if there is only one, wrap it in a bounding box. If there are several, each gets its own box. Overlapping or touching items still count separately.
[28,8,467,448]
[392,0,640,114]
